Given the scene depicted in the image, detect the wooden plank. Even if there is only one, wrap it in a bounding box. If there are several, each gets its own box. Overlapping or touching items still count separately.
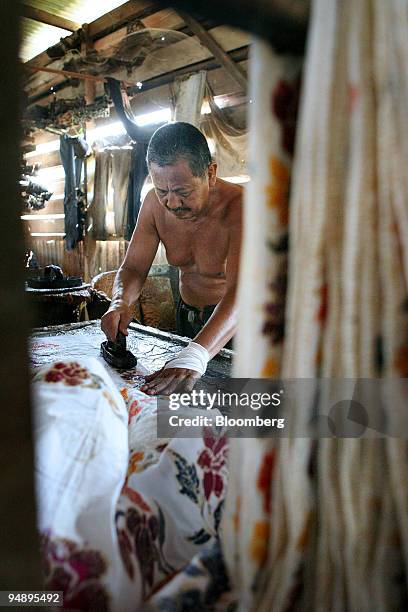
[156,0,308,54]
[22,3,80,32]
[177,10,247,92]
[88,0,157,38]
[25,150,61,169]
[24,2,160,70]
[25,25,249,104]
[117,25,249,86]
[25,217,65,234]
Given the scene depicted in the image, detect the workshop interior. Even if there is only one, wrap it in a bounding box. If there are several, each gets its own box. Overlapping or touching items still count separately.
[1,0,408,610]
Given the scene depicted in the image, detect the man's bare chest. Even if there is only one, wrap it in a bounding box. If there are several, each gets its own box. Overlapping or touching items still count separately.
[157,218,229,274]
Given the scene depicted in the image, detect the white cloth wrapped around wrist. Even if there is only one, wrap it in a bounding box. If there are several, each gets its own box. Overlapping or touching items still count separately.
[163,342,210,376]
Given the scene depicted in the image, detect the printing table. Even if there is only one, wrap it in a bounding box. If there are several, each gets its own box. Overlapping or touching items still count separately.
[30,320,232,391]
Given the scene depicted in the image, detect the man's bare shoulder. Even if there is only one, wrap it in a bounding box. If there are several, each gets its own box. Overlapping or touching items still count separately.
[143,187,159,211]
[216,179,243,226]
[141,187,164,223]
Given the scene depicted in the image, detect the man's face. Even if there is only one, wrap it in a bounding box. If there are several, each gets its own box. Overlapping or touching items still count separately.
[149,159,216,220]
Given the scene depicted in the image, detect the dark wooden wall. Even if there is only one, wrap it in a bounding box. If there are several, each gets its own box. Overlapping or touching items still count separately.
[0,0,41,589]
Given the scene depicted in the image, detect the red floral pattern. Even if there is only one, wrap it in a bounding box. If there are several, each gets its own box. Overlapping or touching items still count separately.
[35,361,106,391]
[198,430,228,501]
[272,76,301,156]
[45,362,90,385]
[257,451,275,514]
[41,531,110,611]
[115,504,175,598]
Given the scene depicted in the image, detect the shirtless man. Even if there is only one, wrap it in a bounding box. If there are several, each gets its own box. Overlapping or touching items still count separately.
[101,122,242,395]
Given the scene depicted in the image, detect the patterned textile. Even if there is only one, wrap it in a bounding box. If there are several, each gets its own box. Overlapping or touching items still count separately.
[146,40,302,611]
[33,358,228,611]
[222,1,408,611]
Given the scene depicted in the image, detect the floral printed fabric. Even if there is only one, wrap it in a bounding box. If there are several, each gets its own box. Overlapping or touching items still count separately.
[33,357,228,611]
[143,41,304,612]
[222,1,408,611]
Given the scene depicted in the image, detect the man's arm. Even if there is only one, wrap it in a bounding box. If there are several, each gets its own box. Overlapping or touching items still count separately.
[141,194,242,395]
[101,190,160,341]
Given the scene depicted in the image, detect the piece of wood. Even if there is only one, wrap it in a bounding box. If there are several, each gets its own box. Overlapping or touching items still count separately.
[116,25,249,88]
[22,3,81,32]
[127,47,248,94]
[156,0,308,54]
[176,10,247,92]
[25,7,186,95]
[24,64,108,84]
[25,24,249,105]
[88,0,158,39]
[24,2,161,70]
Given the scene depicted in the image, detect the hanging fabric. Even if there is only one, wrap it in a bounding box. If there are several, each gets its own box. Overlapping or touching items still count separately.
[59,134,88,250]
[111,148,132,236]
[221,39,302,612]
[90,149,110,240]
[90,148,132,239]
[201,86,248,178]
[222,0,408,609]
[126,143,148,241]
[106,77,164,236]
[173,71,207,127]
[106,77,160,143]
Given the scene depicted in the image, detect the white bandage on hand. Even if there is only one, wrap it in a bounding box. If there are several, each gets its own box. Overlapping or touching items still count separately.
[163,342,210,376]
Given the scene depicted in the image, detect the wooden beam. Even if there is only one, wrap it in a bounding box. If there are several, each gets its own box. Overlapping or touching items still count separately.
[25,23,249,102]
[88,0,159,39]
[176,10,247,92]
[156,0,308,54]
[22,3,81,32]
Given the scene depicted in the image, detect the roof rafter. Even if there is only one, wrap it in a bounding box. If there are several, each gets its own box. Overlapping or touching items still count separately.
[22,3,81,32]
[176,9,247,92]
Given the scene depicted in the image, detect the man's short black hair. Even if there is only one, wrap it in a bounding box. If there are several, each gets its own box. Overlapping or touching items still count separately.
[146,122,212,177]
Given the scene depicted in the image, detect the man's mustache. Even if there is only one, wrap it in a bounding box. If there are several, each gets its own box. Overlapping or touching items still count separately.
[166,206,191,213]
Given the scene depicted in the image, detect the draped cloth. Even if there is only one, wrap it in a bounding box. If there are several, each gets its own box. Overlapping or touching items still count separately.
[173,71,207,127]
[33,357,228,611]
[106,77,158,144]
[201,87,248,178]
[105,78,155,237]
[222,1,408,610]
[126,143,148,241]
[172,71,249,177]
[59,134,87,250]
[90,148,132,239]
[222,40,302,612]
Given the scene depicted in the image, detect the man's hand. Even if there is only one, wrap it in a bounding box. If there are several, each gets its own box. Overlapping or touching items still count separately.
[140,367,201,395]
[101,299,134,341]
